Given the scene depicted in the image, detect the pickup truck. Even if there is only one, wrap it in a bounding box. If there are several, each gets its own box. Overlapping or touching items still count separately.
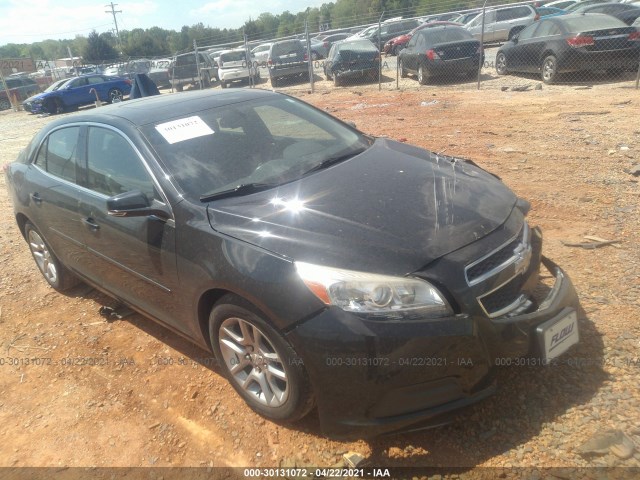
[170,52,217,91]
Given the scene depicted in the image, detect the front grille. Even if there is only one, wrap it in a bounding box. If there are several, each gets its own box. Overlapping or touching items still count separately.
[478,276,527,317]
[465,222,534,318]
[466,236,521,284]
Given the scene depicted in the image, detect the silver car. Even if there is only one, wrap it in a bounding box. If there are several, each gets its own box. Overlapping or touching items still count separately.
[466,5,538,42]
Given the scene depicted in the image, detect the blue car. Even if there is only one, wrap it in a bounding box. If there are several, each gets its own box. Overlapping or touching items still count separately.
[22,74,132,114]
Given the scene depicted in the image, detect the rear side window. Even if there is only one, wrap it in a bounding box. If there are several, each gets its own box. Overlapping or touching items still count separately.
[34,127,81,183]
[533,21,563,38]
[497,7,531,21]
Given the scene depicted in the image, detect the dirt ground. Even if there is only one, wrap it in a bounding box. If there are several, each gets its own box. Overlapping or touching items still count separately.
[0,79,639,478]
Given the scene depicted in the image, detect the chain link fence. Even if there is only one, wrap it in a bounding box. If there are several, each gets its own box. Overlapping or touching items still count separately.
[2,0,639,112]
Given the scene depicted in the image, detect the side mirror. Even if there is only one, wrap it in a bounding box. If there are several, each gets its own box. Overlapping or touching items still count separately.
[107,190,170,220]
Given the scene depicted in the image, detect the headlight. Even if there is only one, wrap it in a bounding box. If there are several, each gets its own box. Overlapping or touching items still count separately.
[295,262,452,319]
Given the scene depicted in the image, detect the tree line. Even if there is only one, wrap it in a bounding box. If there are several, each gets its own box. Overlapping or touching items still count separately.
[1,0,483,63]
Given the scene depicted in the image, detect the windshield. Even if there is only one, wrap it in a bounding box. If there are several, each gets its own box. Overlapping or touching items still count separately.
[44,79,70,92]
[140,96,372,201]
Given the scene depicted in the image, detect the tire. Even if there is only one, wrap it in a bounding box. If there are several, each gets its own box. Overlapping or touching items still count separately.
[209,295,314,422]
[220,81,227,89]
[541,55,558,84]
[496,52,508,76]
[270,77,278,88]
[176,84,184,92]
[0,98,10,110]
[202,72,211,88]
[24,222,79,291]
[108,88,123,103]
[418,64,428,85]
[399,59,407,78]
[45,98,63,115]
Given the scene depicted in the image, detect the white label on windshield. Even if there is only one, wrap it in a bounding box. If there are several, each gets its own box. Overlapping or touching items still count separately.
[155,116,214,144]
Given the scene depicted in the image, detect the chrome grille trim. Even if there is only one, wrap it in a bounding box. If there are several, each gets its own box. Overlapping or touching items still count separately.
[465,222,530,287]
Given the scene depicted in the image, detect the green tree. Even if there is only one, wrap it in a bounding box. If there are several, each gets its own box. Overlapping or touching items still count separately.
[82,30,118,63]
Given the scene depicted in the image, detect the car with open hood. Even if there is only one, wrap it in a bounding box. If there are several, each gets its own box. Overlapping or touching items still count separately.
[5,89,580,439]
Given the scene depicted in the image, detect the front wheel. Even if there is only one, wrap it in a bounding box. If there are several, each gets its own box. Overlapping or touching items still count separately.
[541,55,558,84]
[496,52,508,76]
[108,88,123,103]
[0,98,11,110]
[24,222,79,291]
[45,98,63,115]
[210,295,315,422]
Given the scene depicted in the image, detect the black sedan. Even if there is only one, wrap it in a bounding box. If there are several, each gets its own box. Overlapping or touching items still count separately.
[398,26,482,84]
[571,3,640,25]
[5,89,580,439]
[323,39,380,86]
[496,13,640,84]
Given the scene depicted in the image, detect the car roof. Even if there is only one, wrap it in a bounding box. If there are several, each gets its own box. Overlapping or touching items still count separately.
[52,89,279,127]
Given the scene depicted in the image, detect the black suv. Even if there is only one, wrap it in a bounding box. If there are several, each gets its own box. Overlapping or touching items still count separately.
[267,40,310,87]
[170,52,217,91]
[0,76,41,110]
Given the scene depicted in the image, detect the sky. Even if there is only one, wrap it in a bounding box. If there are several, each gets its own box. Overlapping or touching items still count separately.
[0,0,326,46]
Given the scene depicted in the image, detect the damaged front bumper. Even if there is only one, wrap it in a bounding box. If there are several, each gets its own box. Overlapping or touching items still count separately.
[285,253,580,439]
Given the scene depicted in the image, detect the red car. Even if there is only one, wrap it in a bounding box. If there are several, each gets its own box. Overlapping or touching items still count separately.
[383,21,463,55]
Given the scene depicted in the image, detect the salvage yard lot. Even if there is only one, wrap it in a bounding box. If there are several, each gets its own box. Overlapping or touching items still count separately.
[0,81,639,475]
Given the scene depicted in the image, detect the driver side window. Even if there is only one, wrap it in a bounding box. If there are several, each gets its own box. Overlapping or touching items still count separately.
[86,127,156,199]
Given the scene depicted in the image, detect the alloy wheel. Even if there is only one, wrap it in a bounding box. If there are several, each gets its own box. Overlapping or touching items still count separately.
[218,317,289,407]
[28,229,58,285]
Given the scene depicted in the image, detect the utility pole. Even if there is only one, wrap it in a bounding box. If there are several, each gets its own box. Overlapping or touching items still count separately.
[105,2,122,48]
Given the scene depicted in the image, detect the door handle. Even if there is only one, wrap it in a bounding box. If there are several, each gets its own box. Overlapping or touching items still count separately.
[30,193,43,205]
[82,217,100,231]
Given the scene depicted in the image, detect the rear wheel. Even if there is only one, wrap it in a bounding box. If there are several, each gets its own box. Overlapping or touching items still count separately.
[399,59,407,78]
[210,295,314,422]
[0,98,11,110]
[541,55,558,84]
[24,222,79,291]
[496,52,508,75]
[418,64,428,85]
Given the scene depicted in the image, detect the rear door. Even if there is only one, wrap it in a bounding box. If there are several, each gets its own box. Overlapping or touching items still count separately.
[25,125,87,270]
[516,20,564,73]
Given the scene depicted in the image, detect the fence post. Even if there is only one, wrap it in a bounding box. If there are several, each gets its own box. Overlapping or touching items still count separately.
[635,58,639,90]
[477,1,487,91]
[244,34,254,88]
[194,39,203,90]
[378,11,384,91]
[305,21,314,93]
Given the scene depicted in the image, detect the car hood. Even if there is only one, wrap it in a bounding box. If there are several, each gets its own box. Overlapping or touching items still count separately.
[24,91,51,103]
[206,138,516,276]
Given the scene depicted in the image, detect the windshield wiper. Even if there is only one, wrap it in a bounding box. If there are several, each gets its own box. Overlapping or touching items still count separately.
[200,183,275,202]
[302,148,367,176]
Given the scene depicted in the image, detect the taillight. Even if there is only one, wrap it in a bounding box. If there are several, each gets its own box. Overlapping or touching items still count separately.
[426,49,440,61]
[566,35,594,48]
[629,31,640,41]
